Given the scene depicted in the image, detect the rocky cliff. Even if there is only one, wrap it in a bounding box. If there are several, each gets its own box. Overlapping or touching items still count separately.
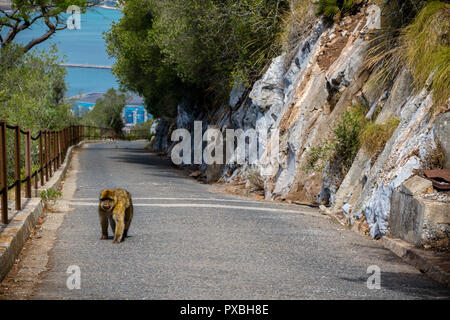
[151,3,449,242]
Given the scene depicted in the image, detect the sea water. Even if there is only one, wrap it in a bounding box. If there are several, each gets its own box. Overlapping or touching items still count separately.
[11,7,122,97]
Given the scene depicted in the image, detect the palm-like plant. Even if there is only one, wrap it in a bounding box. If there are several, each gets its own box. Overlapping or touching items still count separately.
[315,0,355,19]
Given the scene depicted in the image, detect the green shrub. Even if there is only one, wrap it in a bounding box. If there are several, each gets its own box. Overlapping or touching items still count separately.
[0,44,73,131]
[304,104,368,172]
[314,0,356,19]
[304,143,333,172]
[40,189,62,201]
[331,104,368,170]
[80,88,125,135]
[359,116,400,155]
[40,189,62,211]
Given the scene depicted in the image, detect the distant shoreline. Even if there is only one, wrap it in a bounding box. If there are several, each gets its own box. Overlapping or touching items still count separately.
[60,63,112,69]
[0,3,121,12]
[98,5,122,11]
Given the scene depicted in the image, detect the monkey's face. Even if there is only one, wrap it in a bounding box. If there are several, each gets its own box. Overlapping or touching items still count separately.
[99,190,117,212]
[100,198,114,212]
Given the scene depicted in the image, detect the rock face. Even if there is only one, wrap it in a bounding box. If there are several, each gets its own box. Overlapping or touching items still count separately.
[434,112,450,168]
[152,4,449,242]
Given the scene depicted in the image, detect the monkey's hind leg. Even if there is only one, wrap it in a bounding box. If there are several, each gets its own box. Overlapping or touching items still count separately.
[123,204,133,238]
[113,213,125,243]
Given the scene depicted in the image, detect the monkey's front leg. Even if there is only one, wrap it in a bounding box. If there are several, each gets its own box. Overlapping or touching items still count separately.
[113,214,125,243]
[99,213,109,240]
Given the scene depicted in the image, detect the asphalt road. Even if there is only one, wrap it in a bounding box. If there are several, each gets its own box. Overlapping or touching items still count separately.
[33,141,449,299]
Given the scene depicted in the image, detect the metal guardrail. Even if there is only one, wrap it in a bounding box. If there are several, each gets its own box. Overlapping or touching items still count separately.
[0,122,116,224]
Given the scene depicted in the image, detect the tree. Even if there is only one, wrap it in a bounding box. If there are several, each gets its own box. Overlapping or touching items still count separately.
[105,0,187,119]
[0,0,91,52]
[0,43,74,181]
[81,88,126,134]
[105,0,288,118]
[0,43,73,130]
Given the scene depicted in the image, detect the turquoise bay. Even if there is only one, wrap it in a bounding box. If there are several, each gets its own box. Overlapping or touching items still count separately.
[12,7,122,97]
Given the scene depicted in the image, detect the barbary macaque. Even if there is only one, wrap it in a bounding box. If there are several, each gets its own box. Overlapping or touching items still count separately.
[98,189,133,243]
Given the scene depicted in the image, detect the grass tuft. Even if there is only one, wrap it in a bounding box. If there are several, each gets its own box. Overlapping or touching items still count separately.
[359,116,400,155]
[364,1,449,109]
[401,1,450,107]
[314,0,356,20]
[244,167,265,190]
[278,0,314,58]
[304,104,369,172]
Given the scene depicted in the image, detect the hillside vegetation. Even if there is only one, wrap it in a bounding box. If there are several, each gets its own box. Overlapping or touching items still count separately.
[105,0,289,118]
[107,0,449,119]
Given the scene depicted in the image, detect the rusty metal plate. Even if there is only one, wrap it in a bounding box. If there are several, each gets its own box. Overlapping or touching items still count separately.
[423,169,450,190]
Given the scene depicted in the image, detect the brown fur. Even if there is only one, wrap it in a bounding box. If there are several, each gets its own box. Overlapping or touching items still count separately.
[98,189,133,243]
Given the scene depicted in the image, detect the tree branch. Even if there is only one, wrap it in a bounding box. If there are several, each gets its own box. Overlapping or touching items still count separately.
[1,2,86,52]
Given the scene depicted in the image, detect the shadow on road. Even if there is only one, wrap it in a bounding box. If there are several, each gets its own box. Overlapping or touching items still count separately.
[339,271,448,299]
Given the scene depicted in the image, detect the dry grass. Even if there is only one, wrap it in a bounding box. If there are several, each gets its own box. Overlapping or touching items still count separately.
[278,0,315,64]
[359,116,400,155]
[364,1,449,109]
[244,167,265,190]
[364,28,406,92]
[401,1,450,108]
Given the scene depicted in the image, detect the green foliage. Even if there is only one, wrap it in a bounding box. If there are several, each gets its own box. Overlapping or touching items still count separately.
[40,189,62,202]
[314,0,355,19]
[304,143,333,172]
[81,88,125,134]
[332,104,368,169]
[105,0,288,118]
[305,105,368,172]
[0,43,73,130]
[40,188,62,210]
[105,0,183,118]
[359,116,400,155]
[129,119,155,140]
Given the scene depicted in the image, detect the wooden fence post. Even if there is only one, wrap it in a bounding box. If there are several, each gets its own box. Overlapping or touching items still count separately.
[39,131,44,187]
[14,126,21,210]
[24,130,32,198]
[0,121,8,224]
[47,130,52,178]
[53,131,57,172]
[57,131,61,168]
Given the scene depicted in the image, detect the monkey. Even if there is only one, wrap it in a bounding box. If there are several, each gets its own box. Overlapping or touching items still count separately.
[98,189,133,243]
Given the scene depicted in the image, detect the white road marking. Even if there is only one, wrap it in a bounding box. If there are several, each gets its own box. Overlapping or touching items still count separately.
[74,197,265,203]
[69,202,320,216]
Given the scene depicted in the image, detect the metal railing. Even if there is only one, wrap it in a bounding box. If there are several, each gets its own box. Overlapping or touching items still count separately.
[0,122,116,224]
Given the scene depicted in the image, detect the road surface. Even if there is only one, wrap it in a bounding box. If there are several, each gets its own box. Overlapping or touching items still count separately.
[32,141,449,299]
